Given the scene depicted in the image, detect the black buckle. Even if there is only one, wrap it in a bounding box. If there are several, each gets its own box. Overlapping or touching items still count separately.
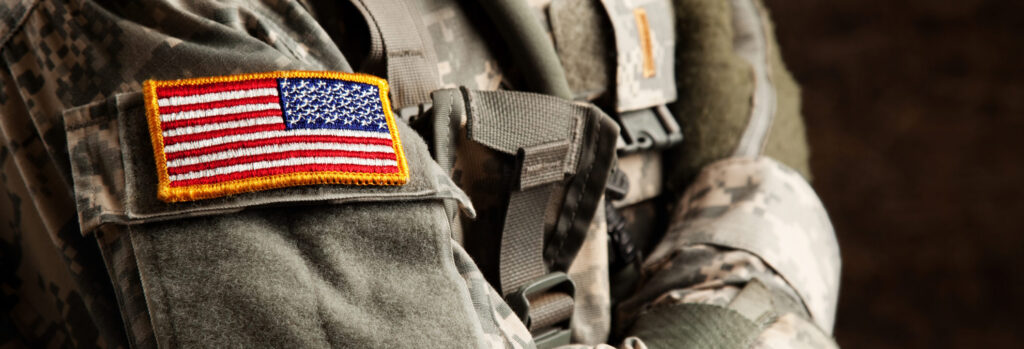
[604,164,630,201]
[615,104,683,154]
[507,272,576,349]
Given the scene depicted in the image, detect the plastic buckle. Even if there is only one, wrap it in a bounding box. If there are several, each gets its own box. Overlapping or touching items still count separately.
[615,104,683,154]
[507,272,576,349]
[604,165,630,201]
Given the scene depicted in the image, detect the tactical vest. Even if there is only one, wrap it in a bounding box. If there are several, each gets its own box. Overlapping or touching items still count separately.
[345,0,681,346]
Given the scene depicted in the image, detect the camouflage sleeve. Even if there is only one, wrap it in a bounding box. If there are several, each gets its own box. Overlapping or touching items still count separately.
[618,157,840,348]
[608,0,841,346]
[1,1,533,348]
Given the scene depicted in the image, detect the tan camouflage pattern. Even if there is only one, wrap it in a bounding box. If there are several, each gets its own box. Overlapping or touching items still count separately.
[610,151,662,208]
[616,241,839,347]
[93,225,156,349]
[751,313,840,349]
[646,156,841,333]
[1,31,126,349]
[416,0,505,91]
[600,0,678,112]
[566,197,611,344]
[62,98,128,233]
[616,244,802,330]
[645,246,798,311]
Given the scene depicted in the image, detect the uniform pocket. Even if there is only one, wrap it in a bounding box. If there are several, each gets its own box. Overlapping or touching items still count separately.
[63,91,486,347]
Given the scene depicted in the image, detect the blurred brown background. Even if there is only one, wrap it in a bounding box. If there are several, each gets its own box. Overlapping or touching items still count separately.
[762,0,1024,347]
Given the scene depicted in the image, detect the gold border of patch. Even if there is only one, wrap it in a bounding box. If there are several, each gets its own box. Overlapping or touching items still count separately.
[143,71,408,203]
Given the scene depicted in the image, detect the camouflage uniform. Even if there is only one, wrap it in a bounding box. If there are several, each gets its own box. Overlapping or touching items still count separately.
[0,0,839,348]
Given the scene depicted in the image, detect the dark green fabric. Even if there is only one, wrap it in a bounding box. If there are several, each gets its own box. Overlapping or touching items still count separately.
[475,0,572,99]
[665,0,755,193]
[130,200,484,348]
[627,303,760,349]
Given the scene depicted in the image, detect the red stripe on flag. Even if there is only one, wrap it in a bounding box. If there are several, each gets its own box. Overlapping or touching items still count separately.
[164,135,394,160]
[160,109,283,130]
[169,163,401,187]
[156,79,278,97]
[161,124,286,145]
[158,95,281,114]
[167,149,398,175]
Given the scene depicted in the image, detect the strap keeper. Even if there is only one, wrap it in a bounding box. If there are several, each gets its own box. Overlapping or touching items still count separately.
[517,141,571,190]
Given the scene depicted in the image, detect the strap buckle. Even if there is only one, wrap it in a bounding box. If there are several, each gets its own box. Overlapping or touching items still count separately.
[615,104,683,154]
[507,272,576,349]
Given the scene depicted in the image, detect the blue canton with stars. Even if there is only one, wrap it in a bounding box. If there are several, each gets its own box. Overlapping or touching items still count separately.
[277,78,390,133]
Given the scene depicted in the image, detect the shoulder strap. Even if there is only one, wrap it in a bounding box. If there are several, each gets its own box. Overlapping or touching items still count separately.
[350,0,441,108]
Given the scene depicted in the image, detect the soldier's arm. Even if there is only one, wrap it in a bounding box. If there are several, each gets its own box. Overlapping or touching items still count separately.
[0,1,533,347]
[614,0,841,347]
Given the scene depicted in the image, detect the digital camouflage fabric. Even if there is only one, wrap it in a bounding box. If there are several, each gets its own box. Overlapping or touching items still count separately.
[1,0,840,348]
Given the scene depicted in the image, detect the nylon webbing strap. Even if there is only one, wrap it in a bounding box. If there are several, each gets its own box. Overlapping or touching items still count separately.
[354,0,440,109]
[499,185,556,294]
[464,89,575,292]
[461,89,579,341]
[527,292,575,331]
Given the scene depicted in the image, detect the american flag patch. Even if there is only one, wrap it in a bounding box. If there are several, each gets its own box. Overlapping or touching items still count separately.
[143,71,408,202]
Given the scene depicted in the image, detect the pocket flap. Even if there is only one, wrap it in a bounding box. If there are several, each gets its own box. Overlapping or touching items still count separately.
[64,91,472,235]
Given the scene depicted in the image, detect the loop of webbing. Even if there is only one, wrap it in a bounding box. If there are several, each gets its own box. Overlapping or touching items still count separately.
[459,88,580,345]
[499,185,557,294]
[431,86,618,347]
[527,292,575,331]
[350,0,440,109]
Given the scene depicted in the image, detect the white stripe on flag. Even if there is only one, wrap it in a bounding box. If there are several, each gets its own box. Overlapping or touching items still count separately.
[157,88,280,107]
[169,156,400,181]
[167,142,396,168]
[163,128,394,154]
[160,102,281,123]
[162,116,282,138]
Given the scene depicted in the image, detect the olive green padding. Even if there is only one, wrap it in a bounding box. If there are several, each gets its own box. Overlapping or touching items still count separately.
[665,0,811,194]
[627,303,760,348]
[664,0,753,193]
